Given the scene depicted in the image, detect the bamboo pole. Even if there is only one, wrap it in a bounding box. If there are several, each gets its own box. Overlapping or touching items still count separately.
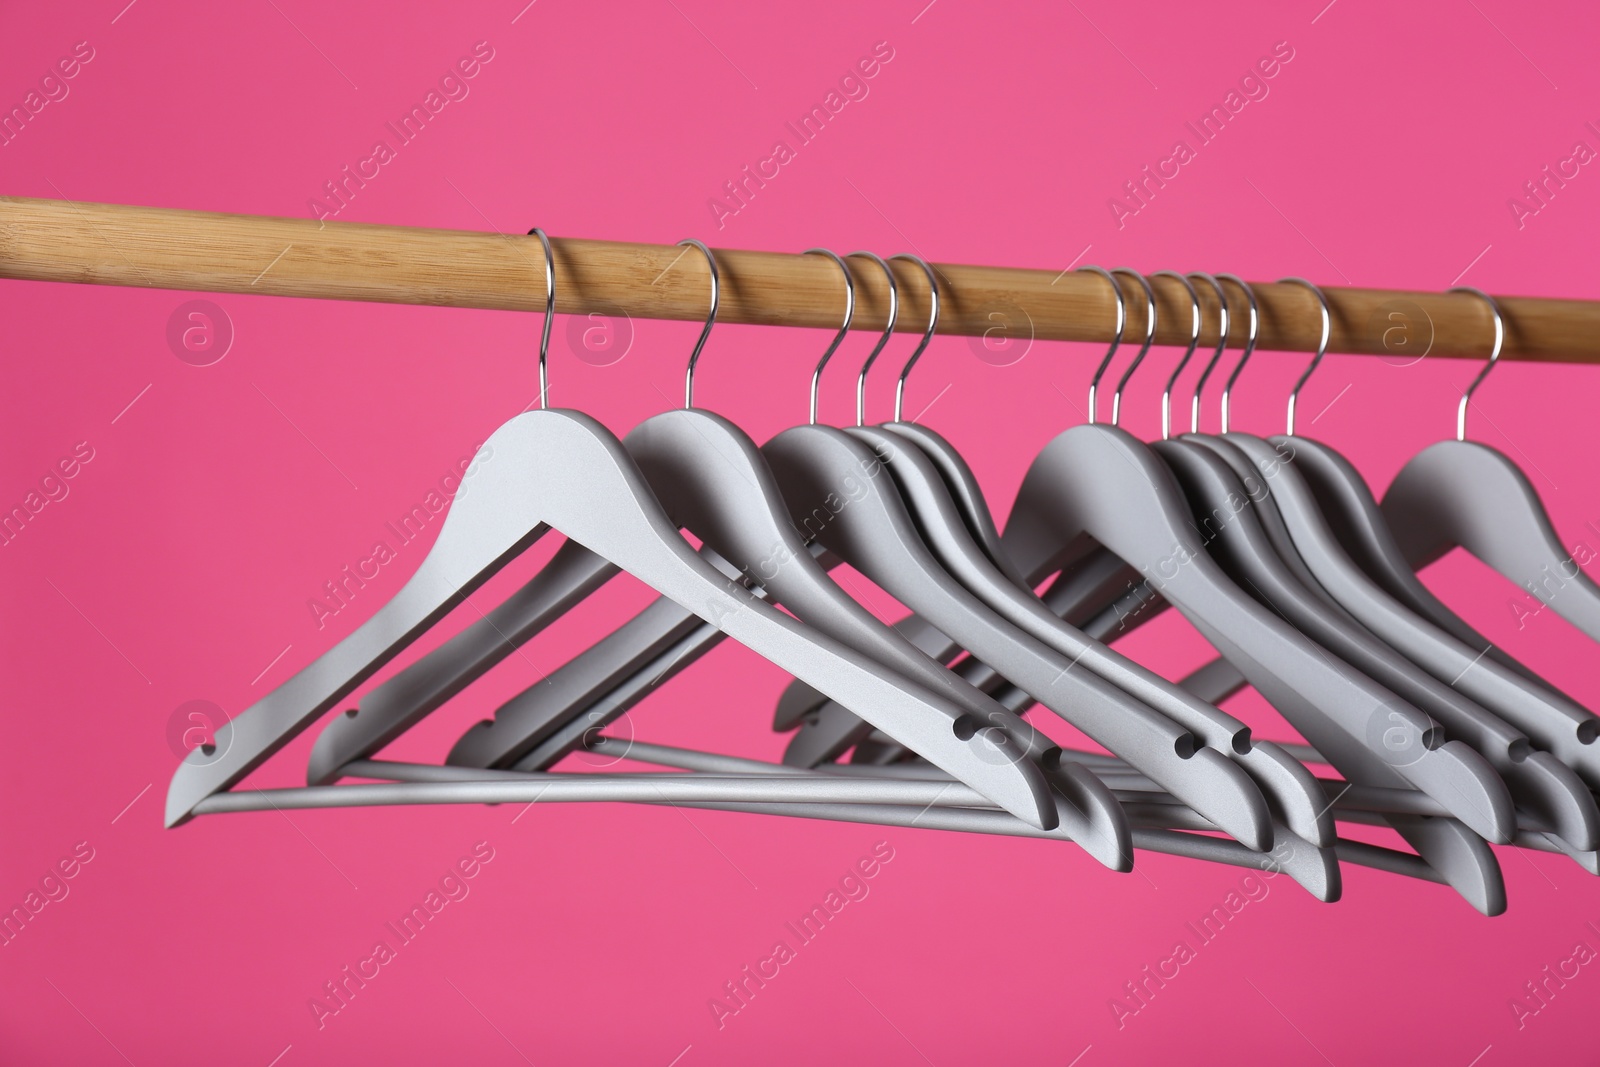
[2,195,1596,364]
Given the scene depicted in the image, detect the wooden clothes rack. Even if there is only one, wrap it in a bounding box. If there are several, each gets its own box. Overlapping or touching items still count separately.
[3,195,1599,364]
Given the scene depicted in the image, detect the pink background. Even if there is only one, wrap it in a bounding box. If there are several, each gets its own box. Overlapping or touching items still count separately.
[5,0,1600,1063]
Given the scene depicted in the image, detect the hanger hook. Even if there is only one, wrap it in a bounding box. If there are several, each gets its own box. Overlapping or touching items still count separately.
[1280,277,1332,437]
[528,227,555,409]
[804,248,856,425]
[1152,271,1201,440]
[1109,268,1156,428]
[1186,273,1230,435]
[850,251,899,427]
[1216,274,1260,434]
[1447,286,1504,442]
[890,253,939,423]
[677,239,719,409]
[1082,266,1127,424]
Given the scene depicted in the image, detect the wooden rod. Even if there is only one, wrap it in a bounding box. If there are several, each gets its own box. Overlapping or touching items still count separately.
[2,195,1596,364]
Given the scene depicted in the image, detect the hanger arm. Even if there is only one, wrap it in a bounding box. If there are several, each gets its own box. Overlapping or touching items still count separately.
[1383,439,1600,641]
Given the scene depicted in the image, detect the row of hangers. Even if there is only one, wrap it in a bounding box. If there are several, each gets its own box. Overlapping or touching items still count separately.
[166,232,1600,916]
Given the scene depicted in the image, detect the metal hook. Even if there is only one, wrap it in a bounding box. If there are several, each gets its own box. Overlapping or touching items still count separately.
[804,248,855,425]
[1281,277,1331,437]
[1448,286,1505,442]
[1082,266,1127,424]
[1153,271,1201,440]
[528,227,555,409]
[890,253,939,423]
[1186,273,1230,435]
[1109,268,1156,428]
[849,251,899,427]
[1217,274,1260,435]
[677,239,719,409]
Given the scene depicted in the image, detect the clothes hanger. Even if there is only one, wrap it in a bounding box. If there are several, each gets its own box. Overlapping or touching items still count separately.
[957,271,1593,886]
[1290,412,1590,703]
[166,228,1068,833]
[992,271,1516,915]
[759,251,1275,853]
[803,257,1329,850]
[845,259,1308,851]
[1159,278,1592,855]
[434,246,1135,857]
[1382,288,1600,643]
[1157,276,1525,908]
[1091,272,1530,904]
[1205,280,1600,846]
[437,241,1125,851]
[993,267,1516,912]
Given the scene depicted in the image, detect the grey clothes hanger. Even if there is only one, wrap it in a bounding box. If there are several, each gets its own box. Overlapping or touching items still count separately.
[1290,440,1588,701]
[1182,357,1573,847]
[985,271,1510,915]
[1382,287,1600,643]
[993,269,1515,912]
[431,254,1011,774]
[1203,280,1598,848]
[760,252,1275,852]
[1166,435,1590,849]
[1081,273,1543,897]
[441,242,1116,848]
[1156,276,1521,906]
[854,259,1329,849]
[1004,272,1232,642]
[167,230,1062,833]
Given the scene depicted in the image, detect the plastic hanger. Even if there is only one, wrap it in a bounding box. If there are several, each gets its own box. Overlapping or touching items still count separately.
[1165,276,1521,908]
[845,258,1329,850]
[993,268,1515,912]
[1290,437,1589,704]
[1201,279,1598,850]
[1090,272,1533,904]
[165,229,1061,832]
[1382,287,1600,643]
[439,242,1114,848]
[1017,273,1580,902]
[992,273,1516,908]
[759,252,1274,852]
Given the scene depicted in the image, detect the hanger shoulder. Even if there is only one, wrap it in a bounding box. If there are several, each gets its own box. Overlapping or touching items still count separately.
[1384,440,1600,639]
[1286,438,1517,658]
[882,421,1032,588]
[630,410,1024,725]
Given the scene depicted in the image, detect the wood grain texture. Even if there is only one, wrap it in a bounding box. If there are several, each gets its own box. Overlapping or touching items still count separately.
[2,195,1596,363]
